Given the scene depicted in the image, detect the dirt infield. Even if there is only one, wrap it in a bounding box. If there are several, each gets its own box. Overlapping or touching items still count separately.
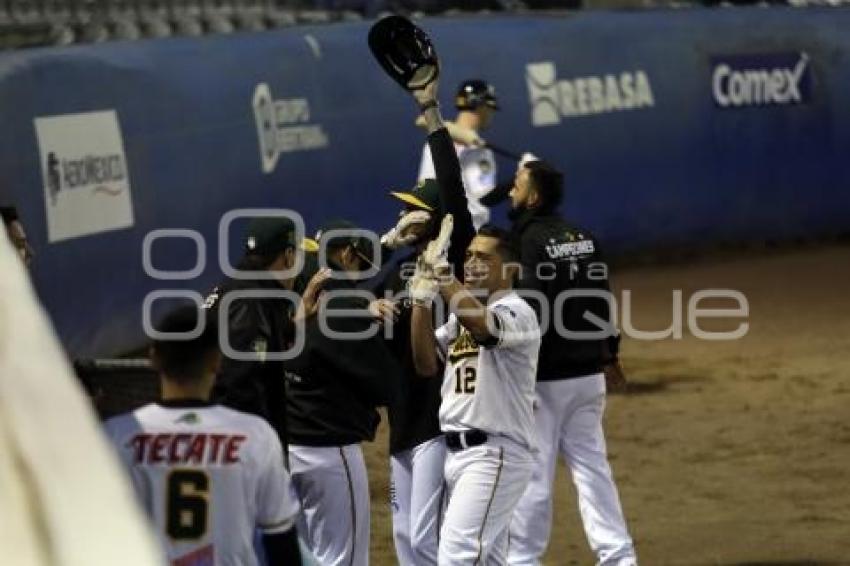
[362,244,850,565]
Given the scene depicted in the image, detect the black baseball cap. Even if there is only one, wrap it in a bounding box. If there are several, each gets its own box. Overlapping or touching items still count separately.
[390,178,439,212]
[244,217,297,256]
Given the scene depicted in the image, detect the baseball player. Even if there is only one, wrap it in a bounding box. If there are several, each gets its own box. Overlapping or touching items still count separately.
[506,160,637,565]
[410,215,541,565]
[378,128,476,563]
[105,305,303,566]
[284,219,402,566]
[418,79,499,230]
[205,216,330,451]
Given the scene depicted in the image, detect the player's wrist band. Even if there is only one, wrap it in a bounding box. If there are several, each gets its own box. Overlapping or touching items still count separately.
[418,99,439,112]
[412,297,433,308]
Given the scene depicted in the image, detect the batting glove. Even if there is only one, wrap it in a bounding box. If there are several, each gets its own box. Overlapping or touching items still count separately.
[408,255,440,307]
[381,210,432,250]
[419,214,453,275]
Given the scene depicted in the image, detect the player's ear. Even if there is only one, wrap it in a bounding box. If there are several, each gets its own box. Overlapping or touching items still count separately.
[342,244,356,269]
[502,261,521,284]
[527,184,541,209]
[283,246,296,267]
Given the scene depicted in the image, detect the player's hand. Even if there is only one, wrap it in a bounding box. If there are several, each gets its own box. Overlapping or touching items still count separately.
[293,268,332,322]
[408,255,440,307]
[603,360,628,394]
[369,298,400,325]
[419,214,453,275]
[381,210,431,250]
[411,78,439,107]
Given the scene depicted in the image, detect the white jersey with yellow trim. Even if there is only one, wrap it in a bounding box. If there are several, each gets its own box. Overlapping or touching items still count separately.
[435,291,540,450]
[105,402,299,566]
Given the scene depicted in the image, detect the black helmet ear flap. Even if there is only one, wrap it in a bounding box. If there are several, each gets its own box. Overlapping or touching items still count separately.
[368,15,440,91]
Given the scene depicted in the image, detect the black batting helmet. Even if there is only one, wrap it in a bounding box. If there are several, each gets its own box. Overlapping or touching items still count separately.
[455,79,499,111]
[368,16,440,91]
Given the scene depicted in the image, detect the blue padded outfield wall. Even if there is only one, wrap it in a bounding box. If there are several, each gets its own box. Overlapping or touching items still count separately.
[1,8,850,357]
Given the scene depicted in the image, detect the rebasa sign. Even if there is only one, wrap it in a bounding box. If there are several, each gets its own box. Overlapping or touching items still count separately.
[526,62,655,126]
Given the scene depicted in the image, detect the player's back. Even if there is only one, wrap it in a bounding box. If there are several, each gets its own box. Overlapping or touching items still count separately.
[106,401,297,566]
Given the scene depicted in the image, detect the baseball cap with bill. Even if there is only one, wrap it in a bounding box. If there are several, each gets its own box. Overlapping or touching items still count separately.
[245,217,297,256]
[390,178,439,212]
[315,218,377,268]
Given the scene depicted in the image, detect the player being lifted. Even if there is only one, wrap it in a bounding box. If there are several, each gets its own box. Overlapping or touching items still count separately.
[410,215,541,565]
[105,306,303,566]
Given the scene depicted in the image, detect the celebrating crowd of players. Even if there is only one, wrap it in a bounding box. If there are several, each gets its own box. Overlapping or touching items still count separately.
[100,75,638,566]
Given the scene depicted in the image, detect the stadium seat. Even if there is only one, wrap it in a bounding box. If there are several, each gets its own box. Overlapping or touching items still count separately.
[43,0,73,25]
[111,17,142,40]
[264,2,297,27]
[235,0,267,31]
[9,0,43,25]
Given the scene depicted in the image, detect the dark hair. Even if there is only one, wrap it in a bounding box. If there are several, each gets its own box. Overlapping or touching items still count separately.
[152,305,218,383]
[240,247,292,271]
[477,224,520,263]
[525,161,564,213]
[1,206,19,227]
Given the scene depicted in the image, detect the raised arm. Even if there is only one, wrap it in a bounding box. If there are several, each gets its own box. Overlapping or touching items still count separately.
[412,81,476,278]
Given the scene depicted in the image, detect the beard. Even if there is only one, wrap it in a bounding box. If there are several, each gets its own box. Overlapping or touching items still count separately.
[507,203,528,222]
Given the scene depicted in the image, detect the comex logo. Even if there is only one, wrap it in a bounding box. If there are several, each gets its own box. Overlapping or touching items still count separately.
[253,82,330,174]
[526,62,655,127]
[44,150,127,206]
[712,52,811,108]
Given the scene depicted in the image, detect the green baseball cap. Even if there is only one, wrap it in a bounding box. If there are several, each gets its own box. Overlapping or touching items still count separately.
[244,217,297,256]
[390,178,439,212]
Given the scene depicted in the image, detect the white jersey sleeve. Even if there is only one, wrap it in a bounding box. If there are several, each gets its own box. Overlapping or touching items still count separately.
[489,295,540,349]
[418,144,436,181]
[255,425,299,534]
[435,315,459,360]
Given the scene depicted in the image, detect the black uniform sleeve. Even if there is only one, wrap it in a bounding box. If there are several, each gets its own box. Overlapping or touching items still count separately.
[427,127,476,278]
[480,181,513,207]
[262,528,302,566]
[212,300,275,418]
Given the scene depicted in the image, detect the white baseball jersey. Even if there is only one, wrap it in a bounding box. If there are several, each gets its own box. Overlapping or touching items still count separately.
[435,292,540,450]
[105,402,299,566]
[419,142,496,230]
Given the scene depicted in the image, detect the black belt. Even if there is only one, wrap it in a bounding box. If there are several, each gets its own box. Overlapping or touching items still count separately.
[445,430,488,451]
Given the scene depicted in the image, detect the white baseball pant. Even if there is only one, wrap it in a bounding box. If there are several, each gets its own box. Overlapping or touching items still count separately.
[509,373,637,566]
[440,435,534,565]
[390,436,447,566]
[288,444,370,566]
